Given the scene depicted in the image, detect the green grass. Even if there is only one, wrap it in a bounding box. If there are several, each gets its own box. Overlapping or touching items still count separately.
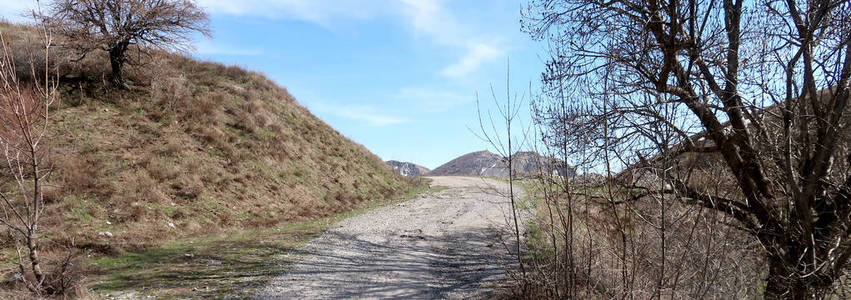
[89,183,442,299]
[91,222,316,298]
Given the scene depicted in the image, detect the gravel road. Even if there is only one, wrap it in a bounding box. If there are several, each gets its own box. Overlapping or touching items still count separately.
[257,176,526,299]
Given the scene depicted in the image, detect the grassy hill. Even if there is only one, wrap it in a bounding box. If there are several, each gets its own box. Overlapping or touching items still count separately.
[0,21,419,295]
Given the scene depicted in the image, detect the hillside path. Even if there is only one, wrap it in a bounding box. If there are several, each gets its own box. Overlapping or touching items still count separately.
[257,176,525,299]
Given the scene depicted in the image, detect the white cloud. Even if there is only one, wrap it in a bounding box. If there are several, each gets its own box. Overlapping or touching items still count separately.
[401,0,446,38]
[197,0,505,79]
[337,109,408,126]
[195,0,390,26]
[195,40,263,56]
[441,43,501,79]
[395,87,470,113]
[399,0,503,79]
[306,100,407,127]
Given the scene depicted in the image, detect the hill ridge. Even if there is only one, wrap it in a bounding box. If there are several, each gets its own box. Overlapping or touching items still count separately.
[0,21,414,252]
[429,150,574,178]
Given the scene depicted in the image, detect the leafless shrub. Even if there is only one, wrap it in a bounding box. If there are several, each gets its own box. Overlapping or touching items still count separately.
[151,70,189,115]
[53,155,103,196]
[0,13,76,296]
[472,62,534,292]
[518,0,851,298]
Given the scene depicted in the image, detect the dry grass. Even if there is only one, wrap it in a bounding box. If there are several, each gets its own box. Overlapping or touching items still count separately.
[88,182,438,299]
[513,151,851,298]
[0,21,419,297]
[513,175,766,299]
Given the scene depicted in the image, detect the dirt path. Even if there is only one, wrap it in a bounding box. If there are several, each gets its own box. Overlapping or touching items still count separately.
[257,176,525,299]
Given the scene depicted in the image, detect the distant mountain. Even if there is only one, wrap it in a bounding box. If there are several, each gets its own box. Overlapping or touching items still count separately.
[386,160,431,177]
[429,151,504,177]
[429,150,574,178]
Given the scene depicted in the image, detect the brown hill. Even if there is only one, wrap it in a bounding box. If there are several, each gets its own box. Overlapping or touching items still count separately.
[0,21,414,253]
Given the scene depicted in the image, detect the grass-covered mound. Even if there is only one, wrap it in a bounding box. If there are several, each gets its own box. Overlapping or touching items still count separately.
[0,21,415,255]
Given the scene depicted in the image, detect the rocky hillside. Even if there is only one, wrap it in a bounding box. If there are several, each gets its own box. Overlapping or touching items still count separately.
[386,160,430,177]
[0,22,415,253]
[430,151,505,177]
[429,150,574,178]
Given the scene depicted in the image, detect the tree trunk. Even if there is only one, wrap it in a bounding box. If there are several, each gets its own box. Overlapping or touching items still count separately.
[27,234,43,287]
[108,41,129,89]
[764,257,834,300]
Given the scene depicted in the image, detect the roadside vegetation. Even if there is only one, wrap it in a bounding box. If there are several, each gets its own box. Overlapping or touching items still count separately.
[492,0,851,298]
[90,181,440,299]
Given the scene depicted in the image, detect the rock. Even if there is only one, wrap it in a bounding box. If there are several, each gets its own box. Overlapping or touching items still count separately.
[386,160,431,177]
[98,231,113,238]
[205,259,222,266]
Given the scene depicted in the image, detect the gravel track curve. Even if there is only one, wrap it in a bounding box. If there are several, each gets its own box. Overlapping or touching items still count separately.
[257,176,525,299]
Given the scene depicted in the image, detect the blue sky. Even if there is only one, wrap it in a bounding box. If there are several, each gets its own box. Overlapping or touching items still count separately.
[1,0,546,169]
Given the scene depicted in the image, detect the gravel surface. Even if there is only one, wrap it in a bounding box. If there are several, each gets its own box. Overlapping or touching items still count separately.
[257,176,526,299]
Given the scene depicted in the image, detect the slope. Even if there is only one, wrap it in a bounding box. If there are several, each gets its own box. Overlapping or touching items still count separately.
[0,22,415,254]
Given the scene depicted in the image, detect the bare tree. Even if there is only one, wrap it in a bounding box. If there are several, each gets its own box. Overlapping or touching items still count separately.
[523,0,851,298]
[472,62,531,289]
[45,0,210,88]
[0,14,64,295]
